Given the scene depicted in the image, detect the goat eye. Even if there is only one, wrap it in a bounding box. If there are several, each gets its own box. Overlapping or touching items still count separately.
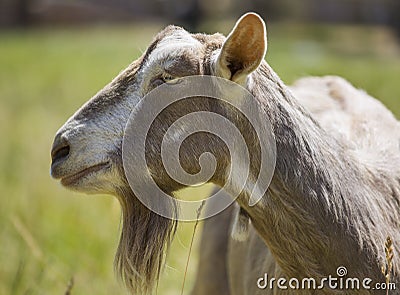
[161,73,175,82]
[151,73,176,88]
[152,78,164,87]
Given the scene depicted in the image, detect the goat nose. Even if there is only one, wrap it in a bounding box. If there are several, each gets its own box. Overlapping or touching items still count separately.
[51,133,70,166]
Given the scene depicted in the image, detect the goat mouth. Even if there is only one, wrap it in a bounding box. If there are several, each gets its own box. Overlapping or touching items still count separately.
[61,162,110,186]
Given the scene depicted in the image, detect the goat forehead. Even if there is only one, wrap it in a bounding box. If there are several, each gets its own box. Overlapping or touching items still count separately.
[157,29,200,48]
[145,32,202,69]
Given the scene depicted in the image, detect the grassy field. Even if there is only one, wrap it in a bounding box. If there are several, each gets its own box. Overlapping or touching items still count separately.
[0,21,399,295]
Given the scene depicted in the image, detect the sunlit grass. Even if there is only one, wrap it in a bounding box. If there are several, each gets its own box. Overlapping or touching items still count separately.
[0,22,399,295]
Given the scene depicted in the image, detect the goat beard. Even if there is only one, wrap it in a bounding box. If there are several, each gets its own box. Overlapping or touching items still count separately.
[114,186,178,294]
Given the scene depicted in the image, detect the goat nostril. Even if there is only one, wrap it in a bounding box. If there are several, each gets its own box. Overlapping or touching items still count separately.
[52,145,70,163]
[51,133,70,164]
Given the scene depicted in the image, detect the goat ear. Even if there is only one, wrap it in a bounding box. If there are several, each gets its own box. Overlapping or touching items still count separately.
[216,13,267,84]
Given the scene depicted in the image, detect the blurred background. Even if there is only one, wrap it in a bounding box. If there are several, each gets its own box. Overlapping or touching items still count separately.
[1,0,399,294]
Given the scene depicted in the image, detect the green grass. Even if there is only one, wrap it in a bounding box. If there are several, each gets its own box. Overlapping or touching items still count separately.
[0,22,399,295]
